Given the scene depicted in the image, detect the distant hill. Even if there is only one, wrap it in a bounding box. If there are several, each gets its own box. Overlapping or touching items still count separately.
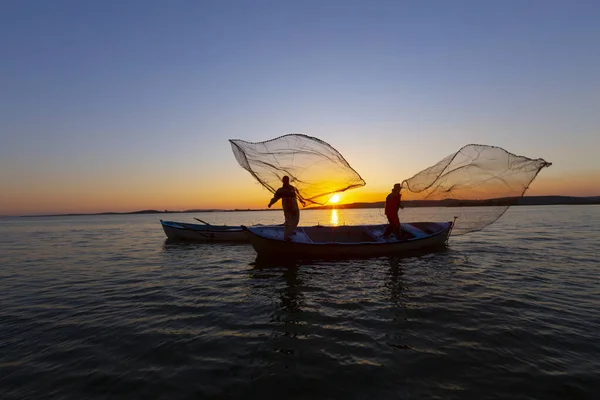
[307,195,600,210]
[516,195,600,205]
[19,208,279,217]
[15,195,600,217]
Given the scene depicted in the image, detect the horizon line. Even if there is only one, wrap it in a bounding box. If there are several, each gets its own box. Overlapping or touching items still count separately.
[6,194,600,218]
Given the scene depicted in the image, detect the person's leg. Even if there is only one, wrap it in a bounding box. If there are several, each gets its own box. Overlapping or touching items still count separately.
[383,214,396,237]
[284,212,299,240]
[290,212,300,233]
[393,223,402,239]
[284,212,292,239]
[383,224,392,237]
[390,214,402,239]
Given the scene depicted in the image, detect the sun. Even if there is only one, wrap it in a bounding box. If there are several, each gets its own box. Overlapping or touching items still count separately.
[329,193,341,203]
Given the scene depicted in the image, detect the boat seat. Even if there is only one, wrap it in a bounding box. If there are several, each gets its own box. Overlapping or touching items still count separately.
[363,228,386,242]
[402,224,428,238]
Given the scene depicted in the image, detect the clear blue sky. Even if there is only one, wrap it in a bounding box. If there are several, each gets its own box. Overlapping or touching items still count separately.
[1,0,599,215]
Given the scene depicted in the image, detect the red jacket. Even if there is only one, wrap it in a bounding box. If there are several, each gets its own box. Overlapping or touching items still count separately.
[385,192,402,216]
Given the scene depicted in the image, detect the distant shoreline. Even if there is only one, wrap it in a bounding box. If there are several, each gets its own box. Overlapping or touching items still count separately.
[12,195,600,218]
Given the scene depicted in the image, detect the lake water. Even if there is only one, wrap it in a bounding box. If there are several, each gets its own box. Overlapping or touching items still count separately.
[1,206,599,399]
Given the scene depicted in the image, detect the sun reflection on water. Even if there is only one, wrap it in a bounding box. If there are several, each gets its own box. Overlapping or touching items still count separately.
[330,209,339,226]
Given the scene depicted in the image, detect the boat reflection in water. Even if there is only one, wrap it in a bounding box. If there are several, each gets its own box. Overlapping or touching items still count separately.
[247,261,306,362]
[246,255,416,363]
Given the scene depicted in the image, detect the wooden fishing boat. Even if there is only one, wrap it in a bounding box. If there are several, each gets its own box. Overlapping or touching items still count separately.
[160,219,248,242]
[242,221,454,259]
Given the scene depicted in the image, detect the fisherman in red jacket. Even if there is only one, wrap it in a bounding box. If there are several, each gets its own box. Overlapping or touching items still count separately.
[383,183,404,239]
[268,176,306,240]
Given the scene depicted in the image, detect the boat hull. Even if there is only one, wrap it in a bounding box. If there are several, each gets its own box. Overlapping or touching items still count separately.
[243,222,453,259]
[160,220,248,242]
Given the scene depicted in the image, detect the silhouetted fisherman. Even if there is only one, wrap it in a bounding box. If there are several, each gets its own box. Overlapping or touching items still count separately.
[268,176,306,241]
[383,183,404,239]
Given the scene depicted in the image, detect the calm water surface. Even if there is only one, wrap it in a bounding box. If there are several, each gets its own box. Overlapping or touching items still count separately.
[1,206,599,399]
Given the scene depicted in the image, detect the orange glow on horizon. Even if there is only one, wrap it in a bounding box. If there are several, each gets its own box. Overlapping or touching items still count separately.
[2,171,599,216]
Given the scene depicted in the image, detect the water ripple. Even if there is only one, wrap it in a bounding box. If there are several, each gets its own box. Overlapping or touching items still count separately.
[1,208,599,399]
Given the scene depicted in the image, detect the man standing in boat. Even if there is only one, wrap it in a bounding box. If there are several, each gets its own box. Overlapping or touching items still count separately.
[268,176,306,241]
[383,183,404,239]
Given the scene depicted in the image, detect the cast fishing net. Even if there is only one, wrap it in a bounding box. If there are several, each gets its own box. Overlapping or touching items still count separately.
[397,144,552,235]
[229,134,366,205]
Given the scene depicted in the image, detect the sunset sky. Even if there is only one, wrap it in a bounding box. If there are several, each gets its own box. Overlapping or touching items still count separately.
[1,0,599,216]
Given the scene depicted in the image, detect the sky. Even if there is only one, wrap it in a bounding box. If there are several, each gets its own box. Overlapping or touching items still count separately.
[1,0,599,215]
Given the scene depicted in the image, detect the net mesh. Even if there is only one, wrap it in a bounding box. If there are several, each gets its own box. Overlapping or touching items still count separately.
[398,144,552,235]
[230,134,366,205]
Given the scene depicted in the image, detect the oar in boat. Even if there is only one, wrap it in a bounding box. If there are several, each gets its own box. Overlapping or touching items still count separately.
[194,218,211,225]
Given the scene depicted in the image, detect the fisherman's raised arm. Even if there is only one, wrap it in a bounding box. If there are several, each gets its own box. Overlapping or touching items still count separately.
[268,188,283,208]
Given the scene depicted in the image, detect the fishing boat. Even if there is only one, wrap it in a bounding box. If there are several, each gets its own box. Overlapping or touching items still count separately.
[160,219,247,242]
[242,221,454,259]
